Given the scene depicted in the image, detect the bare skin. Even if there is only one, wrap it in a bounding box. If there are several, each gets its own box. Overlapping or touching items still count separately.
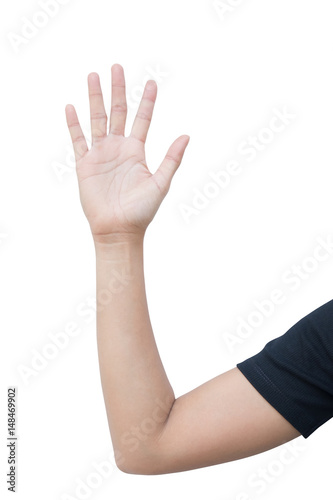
[65,64,300,475]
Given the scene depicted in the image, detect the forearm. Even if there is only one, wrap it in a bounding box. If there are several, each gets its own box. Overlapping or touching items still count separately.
[94,234,175,472]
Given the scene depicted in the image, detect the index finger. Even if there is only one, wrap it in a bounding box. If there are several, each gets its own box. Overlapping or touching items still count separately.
[129,80,157,144]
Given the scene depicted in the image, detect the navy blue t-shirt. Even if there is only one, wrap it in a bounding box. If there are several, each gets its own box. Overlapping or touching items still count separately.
[236,299,333,438]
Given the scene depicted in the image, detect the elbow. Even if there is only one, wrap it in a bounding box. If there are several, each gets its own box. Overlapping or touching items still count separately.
[116,456,164,476]
[115,456,144,475]
[116,462,160,476]
[113,420,172,475]
[116,462,150,475]
[115,446,167,476]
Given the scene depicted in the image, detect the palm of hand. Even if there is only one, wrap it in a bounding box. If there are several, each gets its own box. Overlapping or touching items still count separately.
[76,134,163,236]
[65,64,189,241]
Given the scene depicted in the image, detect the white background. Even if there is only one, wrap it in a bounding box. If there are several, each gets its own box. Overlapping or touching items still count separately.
[1,0,333,498]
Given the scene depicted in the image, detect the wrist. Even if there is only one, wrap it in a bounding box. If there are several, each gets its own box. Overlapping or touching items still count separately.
[93,231,145,245]
[93,232,144,260]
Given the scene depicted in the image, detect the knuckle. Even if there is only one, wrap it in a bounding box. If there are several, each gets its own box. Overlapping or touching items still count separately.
[111,103,127,113]
[136,112,151,122]
[72,135,85,145]
[92,129,106,139]
[165,154,178,163]
[130,134,145,144]
[110,128,123,136]
[91,112,107,121]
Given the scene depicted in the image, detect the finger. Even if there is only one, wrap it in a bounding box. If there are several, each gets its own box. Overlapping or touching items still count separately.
[153,135,190,194]
[109,64,127,136]
[87,72,107,144]
[130,80,157,144]
[65,104,88,162]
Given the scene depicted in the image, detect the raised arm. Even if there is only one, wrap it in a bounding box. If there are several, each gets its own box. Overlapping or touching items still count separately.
[65,64,300,475]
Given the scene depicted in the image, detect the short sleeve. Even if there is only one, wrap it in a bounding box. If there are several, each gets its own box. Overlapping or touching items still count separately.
[236,299,333,438]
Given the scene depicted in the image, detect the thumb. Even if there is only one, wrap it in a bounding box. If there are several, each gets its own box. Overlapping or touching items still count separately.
[153,135,190,194]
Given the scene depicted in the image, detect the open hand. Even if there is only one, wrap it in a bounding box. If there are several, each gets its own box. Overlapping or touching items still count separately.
[65,64,190,242]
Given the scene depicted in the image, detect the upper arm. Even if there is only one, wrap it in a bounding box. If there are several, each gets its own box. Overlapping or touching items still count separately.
[149,367,301,475]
